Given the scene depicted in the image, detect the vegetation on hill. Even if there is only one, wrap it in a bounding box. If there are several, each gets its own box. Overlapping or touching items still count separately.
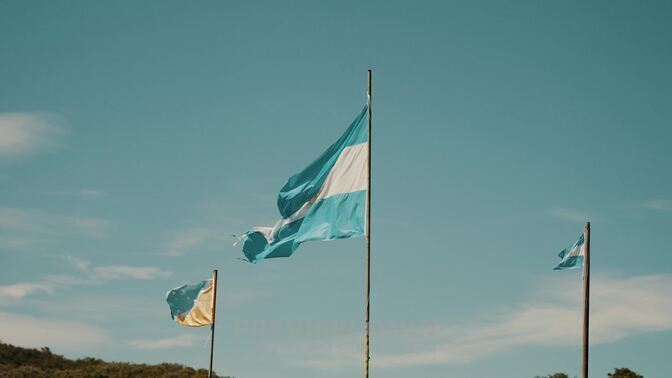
[0,342,231,378]
[1,341,647,378]
[608,368,643,378]
[534,367,644,378]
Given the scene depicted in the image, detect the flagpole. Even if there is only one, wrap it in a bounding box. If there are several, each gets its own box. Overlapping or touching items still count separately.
[209,269,218,378]
[582,222,590,378]
[365,69,372,378]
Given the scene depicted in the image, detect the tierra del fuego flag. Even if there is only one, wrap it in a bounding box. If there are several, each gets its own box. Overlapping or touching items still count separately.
[166,279,214,327]
[239,105,369,263]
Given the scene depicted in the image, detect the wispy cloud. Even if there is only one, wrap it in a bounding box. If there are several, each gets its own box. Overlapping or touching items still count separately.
[45,189,106,199]
[0,277,71,303]
[164,227,230,256]
[68,256,172,281]
[0,207,110,250]
[0,236,33,250]
[548,207,592,223]
[641,199,672,212]
[24,296,165,322]
[0,311,108,349]
[295,274,672,370]
[92,265,172,280]
[128,334,207,349]
[0,112,66,157]
[219,288,265,307]
[0,275,80,303]
[0,258,171,304]
[80,189,104,198]
[0,282,54,300]
[67,256,91,271]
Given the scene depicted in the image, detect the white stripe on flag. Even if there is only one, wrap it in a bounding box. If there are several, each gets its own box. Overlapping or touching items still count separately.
[317,142,368,200]
[566,242,586,258]
[254,141,368,245]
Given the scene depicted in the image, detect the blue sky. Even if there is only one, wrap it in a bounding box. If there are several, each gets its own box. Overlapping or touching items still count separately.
[1,1,671,377]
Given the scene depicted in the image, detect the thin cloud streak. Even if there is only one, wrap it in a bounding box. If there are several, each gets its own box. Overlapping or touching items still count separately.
[24,296,166,322]
[297,274,672,370]
[164,227,230,256]
[0,112,66,157]
[128,334,207,350]
[44,189,106,198]
[641,199,672,212]
[0,276,75,303]
[80,189,104,198]
[0,207,111,244]
[0,275,80,303]
[93,265,172,280]
[0,282,54,300]
[68,256,173,281]
[0,311,108,349]
[548,207,592,223]
[0,258,172,303]
[0,236,33,249]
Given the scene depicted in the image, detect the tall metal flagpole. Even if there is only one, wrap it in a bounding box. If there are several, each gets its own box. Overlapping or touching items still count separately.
[209,269,218,378]
[582,223,590,378]
[365,69,372,378]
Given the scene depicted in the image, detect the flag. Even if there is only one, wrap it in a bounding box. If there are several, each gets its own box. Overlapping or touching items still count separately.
[553,233,586,270]
[239,105,369,263]
[166,279,214,327]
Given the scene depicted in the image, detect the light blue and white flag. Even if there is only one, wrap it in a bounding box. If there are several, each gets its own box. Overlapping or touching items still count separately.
[166,279,214,327]
[239,105,369,263]
[553,233,586,270]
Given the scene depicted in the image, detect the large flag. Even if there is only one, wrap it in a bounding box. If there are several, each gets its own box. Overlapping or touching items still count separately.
[239,105,369,263]
[166,279,214,327]
[553,233,586,270]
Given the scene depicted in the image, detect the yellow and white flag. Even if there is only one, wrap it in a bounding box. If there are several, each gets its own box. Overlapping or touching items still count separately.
[166,279,214,327]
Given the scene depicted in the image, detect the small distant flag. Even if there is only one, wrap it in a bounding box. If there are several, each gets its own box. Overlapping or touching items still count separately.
[553,223,591,378]
[237,105,369,263]
[166,279,214,327]
[553,233,586,270]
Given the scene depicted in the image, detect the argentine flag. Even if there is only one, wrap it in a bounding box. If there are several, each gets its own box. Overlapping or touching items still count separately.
[239,105,369,263]
[166,280,214,327]
[554,233,586,270]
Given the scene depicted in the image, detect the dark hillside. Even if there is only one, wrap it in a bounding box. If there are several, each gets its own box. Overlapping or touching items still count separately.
[0,342,230,378]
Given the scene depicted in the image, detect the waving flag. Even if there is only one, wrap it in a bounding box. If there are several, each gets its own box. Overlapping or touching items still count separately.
[166,279,214,327]
[239,105,369,263]
[553,233,586,270]
[553,223,592,377]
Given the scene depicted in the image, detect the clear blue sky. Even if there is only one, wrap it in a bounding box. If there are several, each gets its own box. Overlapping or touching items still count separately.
[1,1,671,377]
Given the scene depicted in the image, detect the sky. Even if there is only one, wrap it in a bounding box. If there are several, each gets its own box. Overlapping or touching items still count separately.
[1,1,671,377]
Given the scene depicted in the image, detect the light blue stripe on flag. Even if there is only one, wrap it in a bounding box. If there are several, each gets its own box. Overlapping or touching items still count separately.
[553,233,586,270]
[240,105,368,263]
